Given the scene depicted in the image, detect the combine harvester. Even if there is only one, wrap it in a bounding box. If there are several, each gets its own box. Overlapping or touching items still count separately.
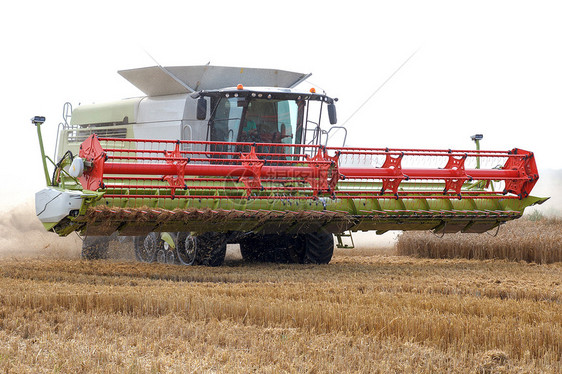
[33,65,546,265]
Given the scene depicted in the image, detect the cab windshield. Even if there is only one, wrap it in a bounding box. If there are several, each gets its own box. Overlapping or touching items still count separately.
[210,97,305,147]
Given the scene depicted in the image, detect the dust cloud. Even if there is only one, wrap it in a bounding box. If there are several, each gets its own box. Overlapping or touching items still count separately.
[334,231,398,254]
[0,200,81,259]
[528,169,562,217]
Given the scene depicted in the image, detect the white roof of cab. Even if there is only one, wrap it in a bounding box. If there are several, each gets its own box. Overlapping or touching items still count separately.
[118,65,311,97]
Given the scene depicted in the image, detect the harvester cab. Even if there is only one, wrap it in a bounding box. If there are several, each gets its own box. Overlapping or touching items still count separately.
[200,85,338,155]
[33,65,547,266]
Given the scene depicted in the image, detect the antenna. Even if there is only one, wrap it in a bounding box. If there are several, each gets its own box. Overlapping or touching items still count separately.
[143,49,197,93]
[343,49,418,127]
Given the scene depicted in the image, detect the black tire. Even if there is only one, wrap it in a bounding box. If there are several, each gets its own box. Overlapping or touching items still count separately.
[239,234,305,263]
[165,250,176,264]
[285,235,306,263]
[156,249,167,263]
[239,234,273,262]
[239,240,259,262]
[133,232,161,263]
[302,231,334,264]
[81,236,109,260]
[196,232,227,267]
[176,232,198,266]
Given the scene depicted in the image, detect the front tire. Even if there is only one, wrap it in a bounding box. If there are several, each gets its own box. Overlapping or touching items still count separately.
[239,234,305,263]
[302,231,334,264]
[239,234,274,262]
[197,232,227,267]
[81,236,109,260]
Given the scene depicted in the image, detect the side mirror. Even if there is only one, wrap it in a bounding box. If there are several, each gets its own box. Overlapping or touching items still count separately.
[196,97,207,120]
[327,103,337,125]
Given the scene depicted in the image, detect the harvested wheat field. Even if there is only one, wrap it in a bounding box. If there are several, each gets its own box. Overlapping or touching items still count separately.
[0,205,561,372]
[0,244,559,373]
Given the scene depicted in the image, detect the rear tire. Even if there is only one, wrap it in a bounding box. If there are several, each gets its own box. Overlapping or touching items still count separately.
[156,249,167,263]
[165,250,175,264]
[133,233,161,263]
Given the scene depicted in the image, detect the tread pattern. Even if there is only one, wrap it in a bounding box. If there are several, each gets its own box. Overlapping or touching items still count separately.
[303,231,334,264]
[81,236,109,260]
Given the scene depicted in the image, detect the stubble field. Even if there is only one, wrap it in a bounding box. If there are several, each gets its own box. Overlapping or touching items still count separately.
[0,247,560,373]
[0,205,560,373]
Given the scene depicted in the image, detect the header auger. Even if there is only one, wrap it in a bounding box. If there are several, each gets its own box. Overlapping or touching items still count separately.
[34,65,547,265]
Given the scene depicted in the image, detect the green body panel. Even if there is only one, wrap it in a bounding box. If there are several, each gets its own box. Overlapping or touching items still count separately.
[42,222,58,231]
[160,232,176,249]
[34,121,52,186]
[70,98,141,126]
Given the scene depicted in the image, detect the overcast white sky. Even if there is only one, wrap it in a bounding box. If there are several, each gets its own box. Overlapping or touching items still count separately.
[1,0,561,210]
